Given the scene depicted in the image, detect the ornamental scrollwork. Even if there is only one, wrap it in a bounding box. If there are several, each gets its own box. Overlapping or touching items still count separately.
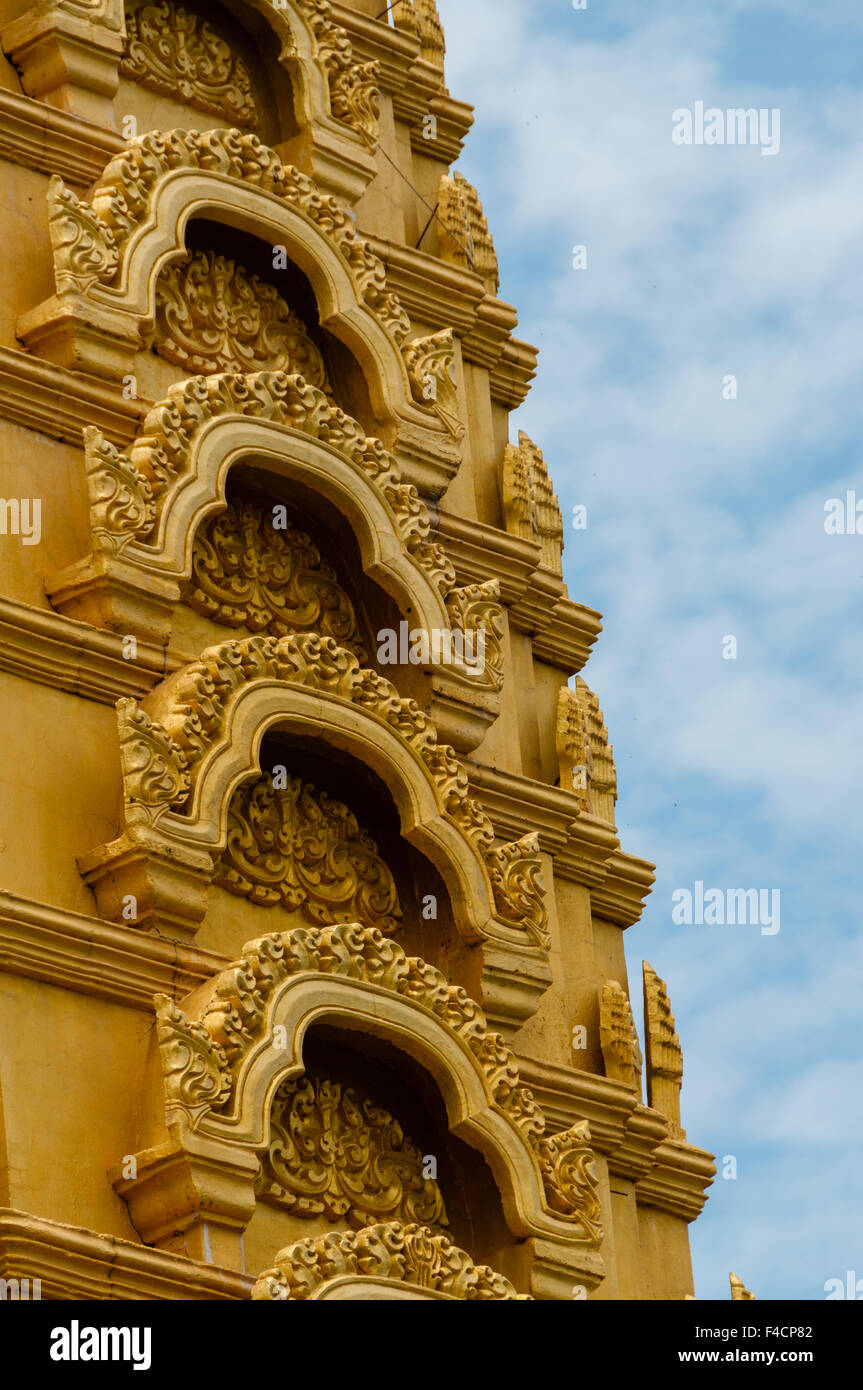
[121,1,259,127]
[256,1075,445,1227]
[152,250,334,385]
[182,498,365,653]
[215,772,402,934]
[252,1222,528,1301]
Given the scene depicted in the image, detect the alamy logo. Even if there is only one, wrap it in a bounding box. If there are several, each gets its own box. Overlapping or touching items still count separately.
[0,497,41,545]
[824,1272,863,1299]
[672,881,780,936]
[672,102,780,156]
[0,1276,41,1299]
[377,622,486,676]
[824,492,863,535]
[50,1321,152,1371]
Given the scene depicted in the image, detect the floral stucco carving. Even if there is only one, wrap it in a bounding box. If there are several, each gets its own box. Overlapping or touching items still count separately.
[151,250,334,385]
[182,498,364,652]
[256,1075,445,1227]
[121,1,259,127]
[252,1222,527,1301]
[215,772,402,933]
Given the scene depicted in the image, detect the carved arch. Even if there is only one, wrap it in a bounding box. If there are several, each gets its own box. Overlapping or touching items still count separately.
[18,128,462,492]
[2,0,382,198]
[79,634,551,1028]
[252,1223,529,1301]
[46,369,499,745]
[112,924,604,1298]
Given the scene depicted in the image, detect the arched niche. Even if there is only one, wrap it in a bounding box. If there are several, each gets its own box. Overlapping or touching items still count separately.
[78,642,552,1030]
[110,925,605,1299]
[204,730,462,969]
[135,217,377,434]
[21,130,464,492]
[47,368,499,749]
[2,0,380,200]
[116,0,300,150]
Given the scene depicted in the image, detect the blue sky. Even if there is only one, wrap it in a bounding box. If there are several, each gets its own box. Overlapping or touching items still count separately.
[438,0,863,1300]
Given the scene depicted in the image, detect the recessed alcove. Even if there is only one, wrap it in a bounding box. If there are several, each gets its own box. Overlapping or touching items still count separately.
[243,1025,516,1285]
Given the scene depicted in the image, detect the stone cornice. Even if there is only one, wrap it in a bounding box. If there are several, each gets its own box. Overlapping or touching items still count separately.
[363,235,538,406]
[0,892,221,1011]
[635,1140,717,1223]
[466,762,654,922]
[436,510,602,674]
[592,850,657,929]
[0,1208,251,1300]
[0,346,144,447]
[516,1059,714,1221]
[0,598,177,704]
[0,88,121,187]
[330,4,474,164]
[465,763,618,889]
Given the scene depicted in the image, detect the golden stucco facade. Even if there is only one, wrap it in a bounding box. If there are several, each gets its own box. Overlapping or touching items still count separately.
[0,0,717,1301]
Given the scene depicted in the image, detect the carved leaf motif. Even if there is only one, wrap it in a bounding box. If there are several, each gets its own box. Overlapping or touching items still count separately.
[116,697,189,824]
[153,250,334,384]
[154,992,232,1122]
[444,580,505,693]
[257,1075,446,1228]
[215,772,402,934]
[121,1,259,127]
[182,499,365,653]
[252,1222,529,1301]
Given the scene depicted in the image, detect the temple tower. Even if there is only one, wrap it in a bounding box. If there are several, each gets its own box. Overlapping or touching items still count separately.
[0,0,714,1300]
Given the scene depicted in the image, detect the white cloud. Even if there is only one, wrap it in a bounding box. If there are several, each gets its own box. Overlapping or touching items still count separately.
[437,0,863,1298]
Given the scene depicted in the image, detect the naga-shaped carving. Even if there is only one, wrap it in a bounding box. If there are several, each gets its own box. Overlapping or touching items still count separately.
[643,961,684,1138]
[151,250,334,386]
[556,679,617,823]
[599,979,642,1089]
[253,1222,527,1301]
[215,772,402,933]
[257,1075,445,1228]
[402,328,464,439]
[182,498,364,653]
[121,1,259,127]
[45,130,410,341]
[393,0,446,77]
